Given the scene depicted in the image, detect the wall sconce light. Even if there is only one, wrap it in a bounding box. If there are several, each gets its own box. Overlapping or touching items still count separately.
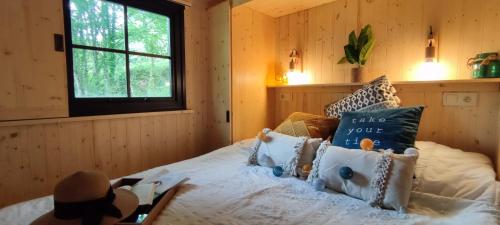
[416,26,445,80]
[425,26,436,62]
[284,49,309,84]
[288,49,299,72]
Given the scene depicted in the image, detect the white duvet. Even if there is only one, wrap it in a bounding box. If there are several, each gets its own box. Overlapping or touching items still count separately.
[0,141,498,225]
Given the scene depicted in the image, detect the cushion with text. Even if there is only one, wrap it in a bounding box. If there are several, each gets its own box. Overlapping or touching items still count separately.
[331,106,424,154]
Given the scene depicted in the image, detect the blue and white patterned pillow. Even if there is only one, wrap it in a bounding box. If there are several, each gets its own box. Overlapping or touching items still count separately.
[324,75,400,118]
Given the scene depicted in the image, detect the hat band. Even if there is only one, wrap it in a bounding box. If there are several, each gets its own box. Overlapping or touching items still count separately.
[54,187,123,225]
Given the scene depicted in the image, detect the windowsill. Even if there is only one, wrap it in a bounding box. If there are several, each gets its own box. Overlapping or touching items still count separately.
[0,110,194,127]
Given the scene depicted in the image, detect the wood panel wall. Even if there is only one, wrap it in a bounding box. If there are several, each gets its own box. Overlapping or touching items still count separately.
[498,104,500,178]
[0,112,194,208]
[0,0,216,207]
[0,0,68,120]
[231,6,276,141]
[185,0,211,154]
[239,0,336,18]
[270,82,500,176]
[207,1,232,150]
[273,0,500,84]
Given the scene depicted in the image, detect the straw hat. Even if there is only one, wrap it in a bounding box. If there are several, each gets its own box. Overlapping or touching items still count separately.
[31,171,139,225]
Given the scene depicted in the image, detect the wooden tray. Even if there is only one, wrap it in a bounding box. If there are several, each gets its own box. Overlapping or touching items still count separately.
[113,178,180,225]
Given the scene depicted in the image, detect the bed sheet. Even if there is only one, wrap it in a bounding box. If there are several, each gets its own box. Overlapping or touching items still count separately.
[0,141,498,225]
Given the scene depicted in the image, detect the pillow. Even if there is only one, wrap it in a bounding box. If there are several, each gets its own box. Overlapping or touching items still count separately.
[274,112,339,140]
[413,141,497,202]
[357,100,399,112]
[298,138,322,169]
[324,75,400,118]
[307,143,418,211]
[248,128,307,176]
[332,106,424,154]
[363,74,396,89]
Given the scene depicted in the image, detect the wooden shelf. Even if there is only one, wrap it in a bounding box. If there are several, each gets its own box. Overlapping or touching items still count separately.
[267,78,500,88]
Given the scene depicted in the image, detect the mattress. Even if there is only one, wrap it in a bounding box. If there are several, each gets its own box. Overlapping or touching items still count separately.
[0,141,498,225]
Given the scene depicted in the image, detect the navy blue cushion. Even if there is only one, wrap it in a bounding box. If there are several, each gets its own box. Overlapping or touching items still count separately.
[331,106,424,154]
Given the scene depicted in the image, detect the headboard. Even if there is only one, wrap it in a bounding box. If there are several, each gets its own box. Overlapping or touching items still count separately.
[268,81,500,179]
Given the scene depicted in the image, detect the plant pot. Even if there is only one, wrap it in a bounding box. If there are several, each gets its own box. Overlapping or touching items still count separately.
[351,67,367,83]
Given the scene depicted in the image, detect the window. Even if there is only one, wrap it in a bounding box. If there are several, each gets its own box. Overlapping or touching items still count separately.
[63,0,185,116]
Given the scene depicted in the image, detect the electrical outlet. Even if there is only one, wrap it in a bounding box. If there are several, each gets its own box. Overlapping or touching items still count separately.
[442,92,478,106]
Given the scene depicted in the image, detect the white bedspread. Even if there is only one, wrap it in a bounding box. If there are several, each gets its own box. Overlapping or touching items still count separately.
[1,141,498,225]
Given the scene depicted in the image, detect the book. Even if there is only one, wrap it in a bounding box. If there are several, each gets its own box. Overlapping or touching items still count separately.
[136,169,189,195]
[115,178,182,225]
[120,183,157,206]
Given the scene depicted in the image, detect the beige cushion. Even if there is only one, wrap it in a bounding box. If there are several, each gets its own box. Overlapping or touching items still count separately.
[275,112,339,140]
[308,144,418,211]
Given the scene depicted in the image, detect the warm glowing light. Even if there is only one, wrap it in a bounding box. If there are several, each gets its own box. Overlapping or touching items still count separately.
[286,71,310,85]
[414,62,447,81]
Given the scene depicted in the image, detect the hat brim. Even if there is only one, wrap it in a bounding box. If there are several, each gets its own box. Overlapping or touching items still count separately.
[30,189,139,225]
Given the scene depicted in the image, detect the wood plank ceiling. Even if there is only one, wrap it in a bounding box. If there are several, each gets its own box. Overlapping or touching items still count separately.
[236,0,337,18]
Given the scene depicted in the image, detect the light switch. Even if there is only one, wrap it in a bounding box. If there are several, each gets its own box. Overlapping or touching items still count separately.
[443,92,478,106]
[279,93,292,102]
[444,93,459,105]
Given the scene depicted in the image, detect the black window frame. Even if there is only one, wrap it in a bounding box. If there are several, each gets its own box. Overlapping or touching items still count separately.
[62,0,186,117]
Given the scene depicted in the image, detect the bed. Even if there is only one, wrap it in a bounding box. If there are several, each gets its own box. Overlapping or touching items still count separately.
[0,140,498,225]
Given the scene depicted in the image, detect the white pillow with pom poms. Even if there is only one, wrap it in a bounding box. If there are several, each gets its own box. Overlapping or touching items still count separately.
[248,128,308,176]
[307,143,418,212]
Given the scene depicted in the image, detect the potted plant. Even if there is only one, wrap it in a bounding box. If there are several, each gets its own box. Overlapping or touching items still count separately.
[337,24,375,82]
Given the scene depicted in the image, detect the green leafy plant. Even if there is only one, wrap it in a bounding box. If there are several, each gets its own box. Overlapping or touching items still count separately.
[337,24,375,67]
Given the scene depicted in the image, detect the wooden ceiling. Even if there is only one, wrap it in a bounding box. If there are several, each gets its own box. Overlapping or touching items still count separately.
[233,0,337,18]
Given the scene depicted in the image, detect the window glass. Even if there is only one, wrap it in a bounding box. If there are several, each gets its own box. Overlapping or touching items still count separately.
[73,49,127,97]
[130,56,172,97]
[65,0,185,116]
[70,0,125,50]
[128,7,171,56]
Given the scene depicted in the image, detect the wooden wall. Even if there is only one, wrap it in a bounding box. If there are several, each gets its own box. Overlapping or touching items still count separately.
[239,0,336,18]
[0,0,68,120]
[273,0,500,84]
[231,6,276,141]
[498,103,500,178]
[0,0,216,207]
[185,0,211,154]
[207,1,232,150]
[0,111,194,207]
[270,82,500,176]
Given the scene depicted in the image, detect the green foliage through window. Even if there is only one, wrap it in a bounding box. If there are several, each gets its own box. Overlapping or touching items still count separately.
[69,0,172,98]
[73,49,127,97]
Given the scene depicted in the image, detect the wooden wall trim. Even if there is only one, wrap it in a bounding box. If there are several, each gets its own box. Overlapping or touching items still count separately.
[0,110,195,128]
